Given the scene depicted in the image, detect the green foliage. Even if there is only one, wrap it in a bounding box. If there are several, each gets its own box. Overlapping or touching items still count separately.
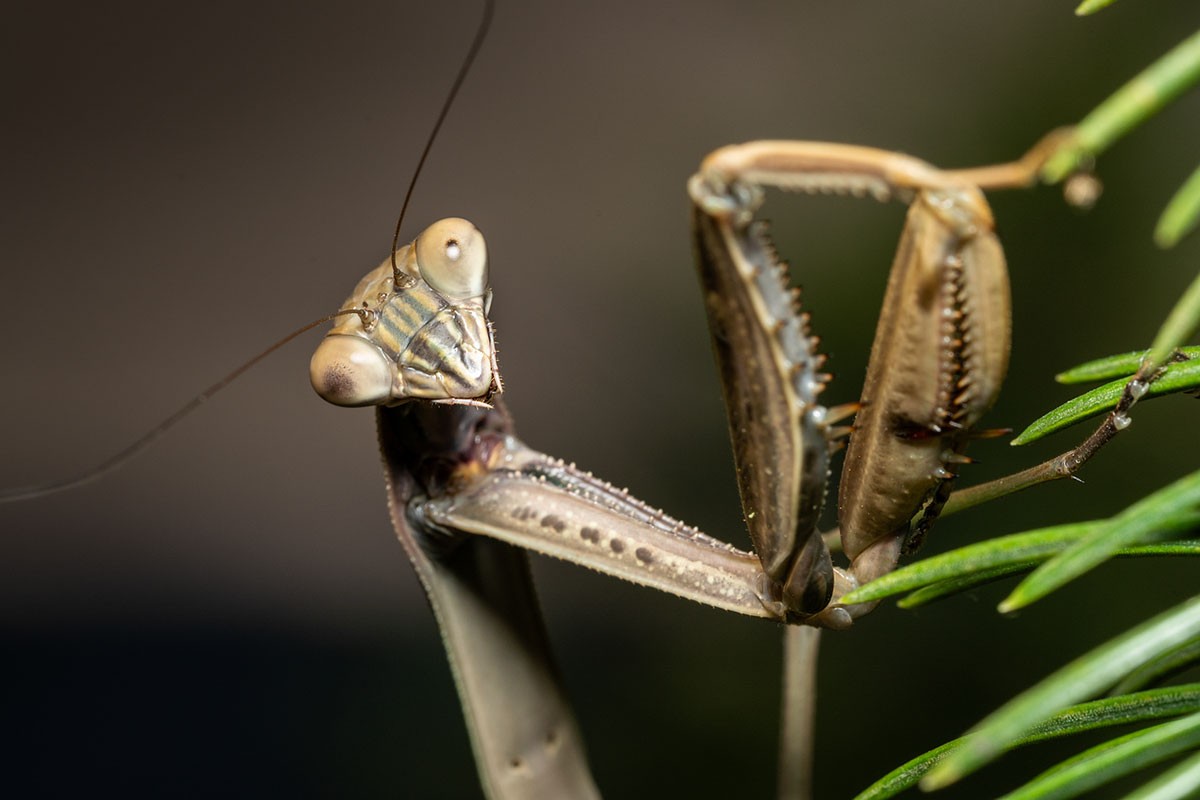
[1122,751,1200,800]
[993,712,1200,800]
[1146,270,1200,368]
[1039,28,1200,183]
[1155,164,1200,248]
[1000,473,1200,611]
[1075,0,1122,16]
[857,7,1200,798]
[842,516,1200,609]
[1011,356,1200,444]
[854,685,1200,799]
[924,598,1200,789]
[1040,25,1200,249]
[1054,348,1200,384]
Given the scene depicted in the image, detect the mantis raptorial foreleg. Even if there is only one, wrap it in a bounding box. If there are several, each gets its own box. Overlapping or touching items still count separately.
[688,141,1018,627]
[325,140,1059,632]
[306,126,1064,796]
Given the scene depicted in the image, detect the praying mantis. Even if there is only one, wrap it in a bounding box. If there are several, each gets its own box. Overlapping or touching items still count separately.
[3,2,1197,798]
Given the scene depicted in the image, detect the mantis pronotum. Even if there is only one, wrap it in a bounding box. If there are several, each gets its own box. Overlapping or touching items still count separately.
[3,2,1196,797]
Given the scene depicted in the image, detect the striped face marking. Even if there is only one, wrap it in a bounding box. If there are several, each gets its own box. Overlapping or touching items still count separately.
[310,218,499,407]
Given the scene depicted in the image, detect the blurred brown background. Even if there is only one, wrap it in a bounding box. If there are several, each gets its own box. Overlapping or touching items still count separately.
[2,1,1198,797]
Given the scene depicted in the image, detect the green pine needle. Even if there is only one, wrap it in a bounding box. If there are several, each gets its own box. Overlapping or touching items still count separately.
[921,597,1200,790]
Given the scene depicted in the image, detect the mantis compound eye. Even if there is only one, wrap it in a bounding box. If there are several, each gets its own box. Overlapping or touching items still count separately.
[416,217,488,300]
[309,334,393,407]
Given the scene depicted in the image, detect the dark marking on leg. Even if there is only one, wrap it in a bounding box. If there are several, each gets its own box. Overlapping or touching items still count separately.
[580,526,601,543]
[609,538,625,553]
[635,547,653,564]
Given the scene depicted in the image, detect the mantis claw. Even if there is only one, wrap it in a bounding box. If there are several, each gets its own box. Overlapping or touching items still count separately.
[687,172,764,224]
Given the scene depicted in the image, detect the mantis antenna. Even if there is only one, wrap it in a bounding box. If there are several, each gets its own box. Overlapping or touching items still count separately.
[0,0,496,503]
